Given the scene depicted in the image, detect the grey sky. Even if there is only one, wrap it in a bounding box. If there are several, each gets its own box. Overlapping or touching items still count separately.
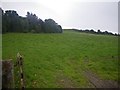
[1,0,119,33]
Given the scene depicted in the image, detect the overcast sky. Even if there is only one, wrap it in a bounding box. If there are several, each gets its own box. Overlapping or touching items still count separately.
[1,0,119,33]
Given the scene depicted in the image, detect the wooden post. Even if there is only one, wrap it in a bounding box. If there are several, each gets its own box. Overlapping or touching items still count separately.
[16,52,25,89]
[2,60,14,88]
[0,60,2,89]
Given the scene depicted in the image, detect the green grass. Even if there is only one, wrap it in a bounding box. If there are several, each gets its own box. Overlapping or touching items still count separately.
[2,30,119,88]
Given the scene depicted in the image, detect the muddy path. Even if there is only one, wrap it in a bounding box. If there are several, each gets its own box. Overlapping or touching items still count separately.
[56,73,75,88]
[84,70,119,88]
[55,58,119,88]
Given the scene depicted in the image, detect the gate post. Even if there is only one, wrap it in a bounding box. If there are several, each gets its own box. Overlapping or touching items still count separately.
[2,60,14,88]
[0,60,2,89]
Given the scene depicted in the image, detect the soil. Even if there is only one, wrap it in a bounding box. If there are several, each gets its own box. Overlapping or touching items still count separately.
[56,70,76,88]
[84,70,119,88]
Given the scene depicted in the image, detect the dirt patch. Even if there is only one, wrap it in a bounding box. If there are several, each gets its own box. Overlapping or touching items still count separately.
[56,70,76,88]
[84,70,119,88]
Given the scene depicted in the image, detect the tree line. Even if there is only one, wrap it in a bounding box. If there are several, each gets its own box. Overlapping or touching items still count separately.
[70,29,119,36]
[1,8,119,36]
[1,8,63,33]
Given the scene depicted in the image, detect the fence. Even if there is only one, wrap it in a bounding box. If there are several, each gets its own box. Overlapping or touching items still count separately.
[2,53,25,89]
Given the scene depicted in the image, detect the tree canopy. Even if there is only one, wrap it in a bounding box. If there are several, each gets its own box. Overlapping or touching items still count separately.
[66,29,119,36]
[44,19,62,33]
[1,8,63,33]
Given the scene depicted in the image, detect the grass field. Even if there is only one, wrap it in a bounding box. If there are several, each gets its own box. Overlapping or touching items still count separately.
[2,30,119,88]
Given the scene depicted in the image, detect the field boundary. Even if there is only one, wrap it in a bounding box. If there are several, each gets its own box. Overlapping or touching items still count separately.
[2,53,25,89]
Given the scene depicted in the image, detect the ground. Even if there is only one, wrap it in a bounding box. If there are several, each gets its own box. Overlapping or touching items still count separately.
[2,30,119,88]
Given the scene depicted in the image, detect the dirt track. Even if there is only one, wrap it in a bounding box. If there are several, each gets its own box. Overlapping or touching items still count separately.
[84,70,119,88]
